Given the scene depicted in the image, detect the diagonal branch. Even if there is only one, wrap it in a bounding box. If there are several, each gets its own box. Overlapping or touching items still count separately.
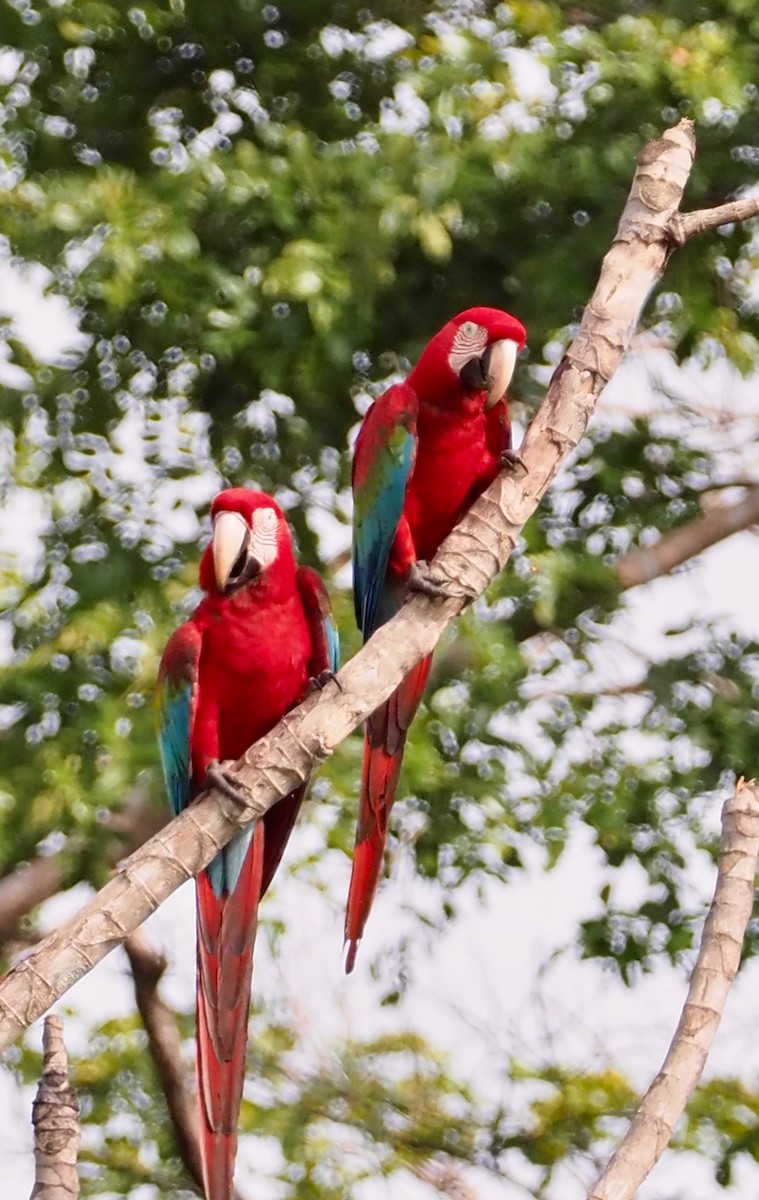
[0,117,706,1050]
[123,931,207,1197]
[3,475,754,952]
[616,484,759,588]
[587,778,759,1200]
[0,794,166,943]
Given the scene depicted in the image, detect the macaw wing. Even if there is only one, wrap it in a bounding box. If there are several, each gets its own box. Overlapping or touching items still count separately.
[253,566,339,900]
[155,620,202,817]
[352,381,418,640]
[296,565,340,676]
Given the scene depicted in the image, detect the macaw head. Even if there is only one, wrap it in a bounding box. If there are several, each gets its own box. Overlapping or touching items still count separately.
[199,488,295,597]
[408,306,526,411]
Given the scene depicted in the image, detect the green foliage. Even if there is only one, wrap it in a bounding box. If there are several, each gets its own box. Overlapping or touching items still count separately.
[13,1007,759,1198]
[683,1077,759,1187]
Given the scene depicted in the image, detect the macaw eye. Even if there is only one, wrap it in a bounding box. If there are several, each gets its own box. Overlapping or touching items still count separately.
[253,508,278,533]
[448,320,488,374]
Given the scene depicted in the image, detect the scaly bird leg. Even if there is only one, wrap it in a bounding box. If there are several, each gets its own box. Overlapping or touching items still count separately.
[499,447,528,474]
[203,760,256,812]
[407,559,478,603]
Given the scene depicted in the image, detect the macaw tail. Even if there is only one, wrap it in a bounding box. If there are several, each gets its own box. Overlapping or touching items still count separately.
[194,788,304,1199]
[195,826,264,1200]
[344,654,433,973]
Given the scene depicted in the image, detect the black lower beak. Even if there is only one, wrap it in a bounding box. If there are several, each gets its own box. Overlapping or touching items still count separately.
[223,555,262,594]
[459,346,491,392]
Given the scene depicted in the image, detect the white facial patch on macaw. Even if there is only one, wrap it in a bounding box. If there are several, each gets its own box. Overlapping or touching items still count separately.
[250,506,279,568]
[447,321,489,375]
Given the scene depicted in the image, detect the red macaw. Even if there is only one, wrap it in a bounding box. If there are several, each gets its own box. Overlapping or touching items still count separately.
[156,488,338,1200]
[346,306,527,972]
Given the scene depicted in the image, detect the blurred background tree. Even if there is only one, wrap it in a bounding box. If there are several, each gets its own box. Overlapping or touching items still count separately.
[2,0,759,1196]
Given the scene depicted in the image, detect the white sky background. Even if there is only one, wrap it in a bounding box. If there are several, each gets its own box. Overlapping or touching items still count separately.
[3,39,759,1198]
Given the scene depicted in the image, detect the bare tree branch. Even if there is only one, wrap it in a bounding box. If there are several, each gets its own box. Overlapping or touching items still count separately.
[670,194,759,243]
[123,930,209,1197]
[617,485,759,588]
[0,795,166,943]
[587,777,759,1200]
[0,117,709,1050]
[30,1015,80,1200]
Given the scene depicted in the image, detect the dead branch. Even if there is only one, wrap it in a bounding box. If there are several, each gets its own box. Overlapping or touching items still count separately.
[0,794,166,943]
[670,194,759,243]
[0,117,718,1052]
[587,777,759,1200]
[30,1015,80,1199]
[0,860,60,946]
[123,930,209,1196]
[617,485,759,588]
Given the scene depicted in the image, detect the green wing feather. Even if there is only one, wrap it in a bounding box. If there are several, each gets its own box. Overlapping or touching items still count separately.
[156,622,202,818]
[352,381,418,639]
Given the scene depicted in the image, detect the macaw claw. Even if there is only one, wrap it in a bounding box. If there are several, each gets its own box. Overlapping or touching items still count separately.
[407,559,477,602]
[204,760,254,811]
[306,669,342,695]
[499,447,527,474]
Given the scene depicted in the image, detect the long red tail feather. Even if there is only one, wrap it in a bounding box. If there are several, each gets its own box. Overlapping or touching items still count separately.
[344,654,432,972]
[196,826,264,1200]
[194,786,307,1199]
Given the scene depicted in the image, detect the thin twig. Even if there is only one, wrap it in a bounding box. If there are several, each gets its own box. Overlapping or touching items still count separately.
[670,194,759,243]
[587,778,759,1200]
[30,1015,80,1199]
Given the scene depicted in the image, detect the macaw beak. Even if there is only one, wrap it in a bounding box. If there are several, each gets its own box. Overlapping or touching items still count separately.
[212,510,251,592]
[483,338,519,409]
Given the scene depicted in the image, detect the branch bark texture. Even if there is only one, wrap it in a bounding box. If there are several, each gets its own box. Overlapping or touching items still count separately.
[587,778,759,1200]
[0,118,700,1049]
[30,1015,80,1200]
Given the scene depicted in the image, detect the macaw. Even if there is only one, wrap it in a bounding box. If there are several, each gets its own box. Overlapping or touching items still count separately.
[156,488,338,1200]
[346,306,527,972]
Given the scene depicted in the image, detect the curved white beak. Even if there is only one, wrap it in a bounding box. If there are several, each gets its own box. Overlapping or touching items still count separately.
[212,510,249,591]
[485,338,519,409]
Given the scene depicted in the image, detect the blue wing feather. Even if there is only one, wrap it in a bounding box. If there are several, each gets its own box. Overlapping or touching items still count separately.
[325,611,339,673]
[156,624,200,818]
[352,384,418,640]
[207,828,254,898]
